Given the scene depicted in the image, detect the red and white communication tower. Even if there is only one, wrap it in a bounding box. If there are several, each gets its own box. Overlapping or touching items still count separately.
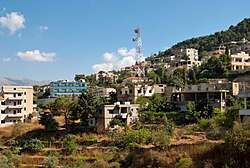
[132,27,144,77]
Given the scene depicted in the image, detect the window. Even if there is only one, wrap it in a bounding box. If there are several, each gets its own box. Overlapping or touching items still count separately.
[13,110,16,114]
[1,120,5,124]
[1,110,5,114]
[149,90,152,93]
[108,110,114,114]
[90,120,93,124]
[24,99,26,103]
[1,101,5,105]
[120,91,122,94]
[24,107,26,111]
[14,88,16,90]
[24,92,26,95]
[138,90,141,94]
[13,94,16,97]
[188,86,192,90]
[125,91,128,95]
[99,109,102,114]
[129,90,132,94]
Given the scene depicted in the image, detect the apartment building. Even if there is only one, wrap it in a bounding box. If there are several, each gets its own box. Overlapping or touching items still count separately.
[89,102,140,129]
[172,81,239,112]
[165,48,201,69]
[117,84,167,103]
[50,80,87,97]
[235,74,250,121]
[230,52,250,71]
[0,86,33,127]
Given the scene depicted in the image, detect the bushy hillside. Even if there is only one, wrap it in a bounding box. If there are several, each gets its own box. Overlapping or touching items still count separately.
[159,18,250,57]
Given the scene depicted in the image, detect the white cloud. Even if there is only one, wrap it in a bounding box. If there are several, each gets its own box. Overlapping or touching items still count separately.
[39,25,48,32]
[92,47,137,73]
[17,50,56,62]
[2,57,12,62]
[0,12,25,34]
[17,33,22,38]
[118,47,136,57]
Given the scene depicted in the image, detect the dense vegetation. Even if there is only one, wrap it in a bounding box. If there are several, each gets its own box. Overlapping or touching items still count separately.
[150,18,250,58]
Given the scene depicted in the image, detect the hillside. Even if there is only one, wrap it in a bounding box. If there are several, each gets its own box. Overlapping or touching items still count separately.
[157,18,250,57]
[0,76,50,86]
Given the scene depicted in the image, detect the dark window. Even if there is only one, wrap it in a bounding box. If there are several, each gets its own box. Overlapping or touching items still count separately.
[13,110,16,114]
[14,88,16,90]
[24,92,26,95]
[120,91,122,94]
[108,110,114,114]
[138,90,141,93]
[18,93,21,96]
[99,109,102,114]
[1,120,5,124]
[149,90,152,93]
[13,94,16,97]
[90,120,93,124]
[1,101,5,105]
[129,90,132,94]
[24,107,26,111]
[1,110,5,114]
[24,99,26,103]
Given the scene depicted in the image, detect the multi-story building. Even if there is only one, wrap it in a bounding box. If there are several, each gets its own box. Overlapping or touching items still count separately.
[235,74,250,121]
[230,52,250,71]
[89,102,140,129]
[93,87,116,97]
[165,48,201,69]
[207,46,226,58]
[172,81,239,112]
[50,80,87,97]
[0,86,33,127]
[92,71,118,84]
[117,84,167,103]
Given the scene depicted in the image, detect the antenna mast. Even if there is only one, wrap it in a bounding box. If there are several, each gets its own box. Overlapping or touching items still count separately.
[132,27,143,77]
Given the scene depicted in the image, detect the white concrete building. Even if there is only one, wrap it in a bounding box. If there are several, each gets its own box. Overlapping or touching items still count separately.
[0,86,33,127]
[230,52,250,71]
[89,102,140,130]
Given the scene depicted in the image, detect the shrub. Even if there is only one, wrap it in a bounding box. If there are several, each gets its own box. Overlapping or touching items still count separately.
[22,138,44,153]
[176,157,193,168]
[0,155,14,168]
[63,134,78,155]
[198,118,212,131]
[152,129,171,150]
[163,116,174,135]
[43,156,59,168]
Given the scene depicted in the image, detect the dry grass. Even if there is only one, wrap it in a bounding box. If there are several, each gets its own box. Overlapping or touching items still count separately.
[0,119,44,142]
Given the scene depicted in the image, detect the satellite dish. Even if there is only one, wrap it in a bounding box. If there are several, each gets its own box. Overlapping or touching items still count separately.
[134,28,140,34]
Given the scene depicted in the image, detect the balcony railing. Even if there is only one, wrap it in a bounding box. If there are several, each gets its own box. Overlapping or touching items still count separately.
[7,105,23,109]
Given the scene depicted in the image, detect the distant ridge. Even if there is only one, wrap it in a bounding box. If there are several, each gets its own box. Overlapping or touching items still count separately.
[0,76,51,86]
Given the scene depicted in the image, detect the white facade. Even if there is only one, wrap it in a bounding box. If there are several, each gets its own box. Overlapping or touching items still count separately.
[0,86,33,127]
[230,52,250,71]
[89,103,140,129]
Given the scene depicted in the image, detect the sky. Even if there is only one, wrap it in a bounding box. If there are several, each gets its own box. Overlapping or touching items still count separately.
[0,0,250,81]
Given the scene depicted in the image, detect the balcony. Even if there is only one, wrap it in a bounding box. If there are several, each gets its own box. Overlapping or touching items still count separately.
[7,105,23,109]
[238,90,250,98]
[7,96,24,100]
[7,114,23,118]
[3,90,23,94]
[239,109,250,116]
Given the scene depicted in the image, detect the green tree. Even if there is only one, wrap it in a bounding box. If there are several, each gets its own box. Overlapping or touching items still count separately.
[63,134,78,155]
[39,113,59,132]
[71,90,98,126]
